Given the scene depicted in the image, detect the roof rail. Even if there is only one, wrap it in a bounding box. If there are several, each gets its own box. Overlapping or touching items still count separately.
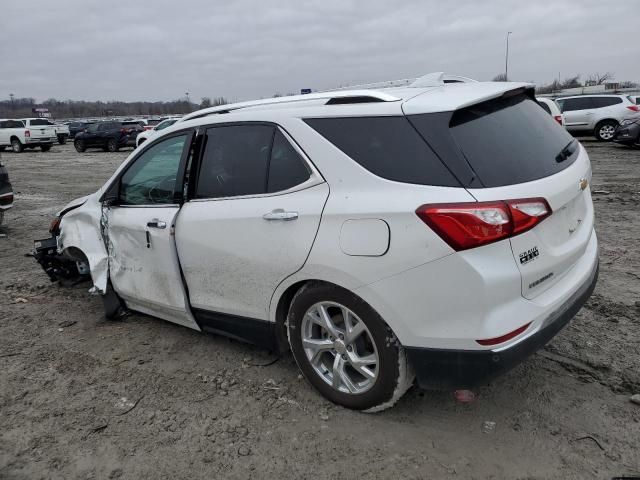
[320,72,478,92]
[181,90,400,122]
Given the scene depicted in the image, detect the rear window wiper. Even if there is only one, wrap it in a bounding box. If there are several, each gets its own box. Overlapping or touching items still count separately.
[556,139,577,163]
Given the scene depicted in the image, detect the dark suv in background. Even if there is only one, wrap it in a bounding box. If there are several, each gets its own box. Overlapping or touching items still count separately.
[74,121,143,152]
[67,121,95,139]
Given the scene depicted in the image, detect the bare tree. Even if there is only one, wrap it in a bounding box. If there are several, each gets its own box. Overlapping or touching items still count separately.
[492,73,508,82]
[200,97,212,108]
[587,72,614,85]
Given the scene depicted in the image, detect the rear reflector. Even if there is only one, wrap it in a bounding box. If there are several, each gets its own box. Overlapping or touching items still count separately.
[25,130,30,138]
[0,192,13,206]
[416,198,551,251]
[476,322,531,346]
[627,105,640,112]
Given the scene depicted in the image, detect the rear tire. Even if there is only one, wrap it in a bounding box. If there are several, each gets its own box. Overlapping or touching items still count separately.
[595,120,617,141]
[74,140,86,153]
[40,145,51,152]
[287,283,413,411]
[11,139,23,153]
[107,138,118,152]
[57,135,67,145]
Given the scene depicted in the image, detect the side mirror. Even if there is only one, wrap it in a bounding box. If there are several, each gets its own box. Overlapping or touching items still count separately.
[101,181,119,206]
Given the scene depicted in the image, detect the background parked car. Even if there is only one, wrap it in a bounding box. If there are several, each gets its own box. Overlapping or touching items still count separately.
[555,94,640,141]
[67,121,95,139]
[613,114,640,147]
[47,120,70,144]
[0,153,13,226]
[0,118,55,152]
[74,121,143,152]
[536,97,564,126]
[135,117,181,147]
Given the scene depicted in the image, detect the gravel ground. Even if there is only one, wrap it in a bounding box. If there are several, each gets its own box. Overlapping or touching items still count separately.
[1,140,639,480]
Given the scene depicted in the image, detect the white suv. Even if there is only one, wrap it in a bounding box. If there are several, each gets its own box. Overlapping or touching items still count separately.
[34,75,598,411]
[556,94,639,141]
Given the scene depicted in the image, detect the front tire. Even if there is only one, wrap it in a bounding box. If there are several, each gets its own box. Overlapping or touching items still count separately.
[57,135,67,145]
[11,139,24,153]
[287,283,413,411]
[595,120,617,141]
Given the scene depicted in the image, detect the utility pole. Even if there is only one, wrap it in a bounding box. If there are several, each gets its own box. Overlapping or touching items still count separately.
[9,93,15,111]
[505,31,512,81]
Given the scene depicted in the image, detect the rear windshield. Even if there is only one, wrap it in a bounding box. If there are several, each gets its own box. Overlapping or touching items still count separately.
[29,119,50,126]
[303,116,459,187]
[410,93,578,187]
[122,121,143,126]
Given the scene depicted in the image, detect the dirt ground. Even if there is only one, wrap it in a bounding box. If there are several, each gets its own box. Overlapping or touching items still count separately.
[0,140,639,480]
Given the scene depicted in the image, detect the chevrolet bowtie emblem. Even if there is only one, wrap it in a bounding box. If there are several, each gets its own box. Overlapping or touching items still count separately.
[579,178,588,191]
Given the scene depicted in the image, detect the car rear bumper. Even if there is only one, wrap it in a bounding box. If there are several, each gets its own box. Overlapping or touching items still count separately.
[405,259,598,390]
[25,138,54,145]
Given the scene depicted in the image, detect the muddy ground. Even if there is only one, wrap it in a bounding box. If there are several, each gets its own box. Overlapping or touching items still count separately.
[0,140,639,480]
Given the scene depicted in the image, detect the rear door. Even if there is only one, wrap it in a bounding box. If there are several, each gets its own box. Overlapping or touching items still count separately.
[426,93,593,299]
[175,124,329,320]
[558,97,595,129]
[105,131,199,329]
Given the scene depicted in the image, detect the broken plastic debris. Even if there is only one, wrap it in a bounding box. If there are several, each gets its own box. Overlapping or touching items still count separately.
[454,390,476,403]
[482,421,496,434]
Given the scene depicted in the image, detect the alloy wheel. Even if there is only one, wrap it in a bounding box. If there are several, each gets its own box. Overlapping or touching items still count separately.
[301,301,379,394]
[599,124,616,140]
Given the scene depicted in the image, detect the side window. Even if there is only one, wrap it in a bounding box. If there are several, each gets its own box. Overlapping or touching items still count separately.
[87,124,98,133]
[559,98,592,112]
[267,130,310,193]
[119,135,187,205]
[305,116,458,187]
[195,125,274,199]
[591,97,623,108]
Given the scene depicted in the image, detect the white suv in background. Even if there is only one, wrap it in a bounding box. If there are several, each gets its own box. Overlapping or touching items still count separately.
[556,94,639,141]
[135,117,181,147]
[34,74,598,411]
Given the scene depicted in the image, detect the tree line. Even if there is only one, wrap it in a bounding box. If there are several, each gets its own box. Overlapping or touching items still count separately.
[0,96,228,120]
[492,72,638,94]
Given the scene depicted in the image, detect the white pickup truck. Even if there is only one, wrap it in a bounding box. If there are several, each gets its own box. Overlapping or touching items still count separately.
[0,118,56,153]
[47,120,70,144]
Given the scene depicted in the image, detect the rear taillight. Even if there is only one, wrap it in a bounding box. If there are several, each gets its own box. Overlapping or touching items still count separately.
[627,105,640,112]
[415,198,551,251]
[25,130,30,138]
[553,115,563,125]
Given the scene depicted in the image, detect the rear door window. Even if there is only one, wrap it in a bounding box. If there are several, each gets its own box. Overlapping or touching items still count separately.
[591,97,623,108]
[557,97,593,112]
[267,130,310,193]
[304,116,459,187]
[410,93,577,188]
[195,125,274,199]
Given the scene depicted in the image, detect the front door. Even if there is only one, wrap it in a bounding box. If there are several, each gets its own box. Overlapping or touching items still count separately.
[560,97,595,129]
[106,131,199,330]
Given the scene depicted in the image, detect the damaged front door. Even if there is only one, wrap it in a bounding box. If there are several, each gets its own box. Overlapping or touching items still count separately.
[105,132,199,330]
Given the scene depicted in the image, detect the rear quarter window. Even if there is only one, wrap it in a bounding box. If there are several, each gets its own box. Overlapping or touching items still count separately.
[591,97,623,108]
[303,116,459,187]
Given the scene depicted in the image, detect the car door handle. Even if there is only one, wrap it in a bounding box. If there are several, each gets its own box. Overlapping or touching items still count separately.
[147,219,167,229]
[263,209,298,221]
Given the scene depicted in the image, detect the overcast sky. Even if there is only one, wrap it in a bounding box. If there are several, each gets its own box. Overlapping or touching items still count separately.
[1,0,637,103]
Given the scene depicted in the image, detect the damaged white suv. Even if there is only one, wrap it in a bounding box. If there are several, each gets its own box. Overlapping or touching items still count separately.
[34,74,598,411]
